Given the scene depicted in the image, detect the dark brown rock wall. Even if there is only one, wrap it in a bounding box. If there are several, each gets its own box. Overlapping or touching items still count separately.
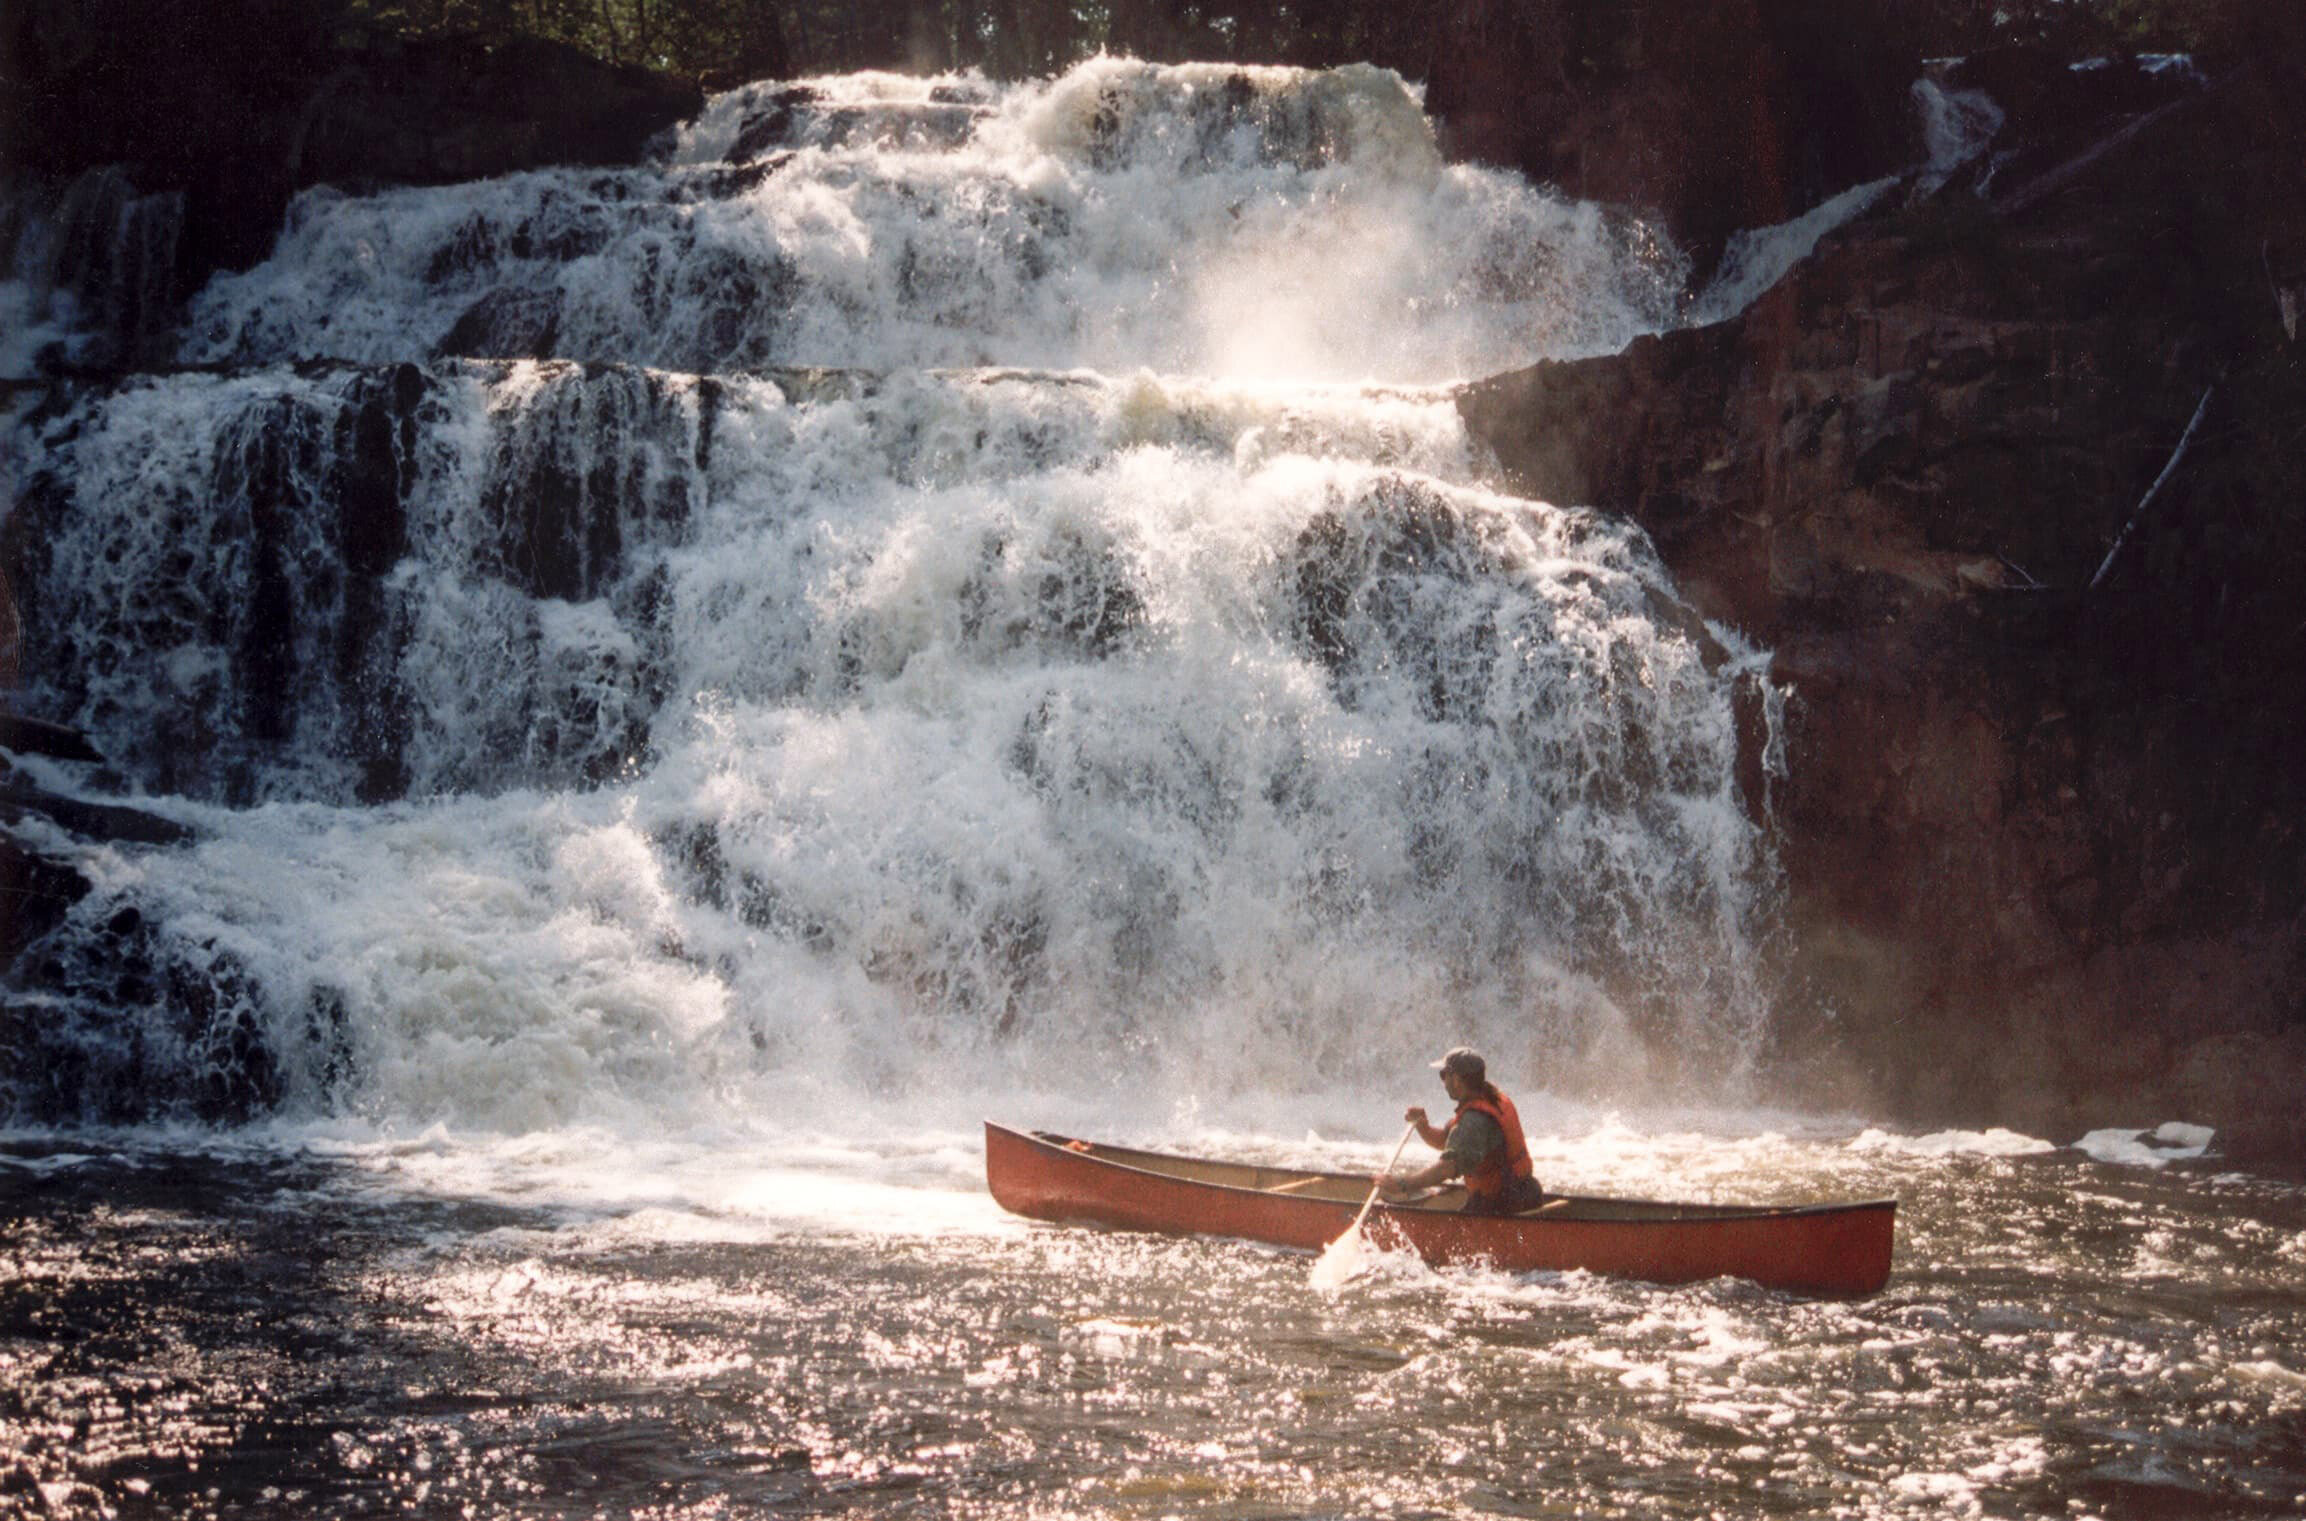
[2,1,700,307]
[1424,0,1922,270]
[1461,56,2306,1159]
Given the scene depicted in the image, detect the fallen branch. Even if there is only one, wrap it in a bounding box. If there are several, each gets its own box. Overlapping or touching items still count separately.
[2088,382,2219,593]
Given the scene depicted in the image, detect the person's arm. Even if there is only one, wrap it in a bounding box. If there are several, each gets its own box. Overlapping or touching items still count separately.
[1377,1151,1463,1198]
[1402,1105,1449,1150]
[1377,1110,1498,1199]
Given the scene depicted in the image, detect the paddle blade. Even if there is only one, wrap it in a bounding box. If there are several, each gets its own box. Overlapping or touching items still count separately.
[1309,1225,1376,1290]
[1310,1122,1419,1290]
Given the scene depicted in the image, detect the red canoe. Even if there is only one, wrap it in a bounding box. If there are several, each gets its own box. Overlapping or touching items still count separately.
[985,1121,1896,1297]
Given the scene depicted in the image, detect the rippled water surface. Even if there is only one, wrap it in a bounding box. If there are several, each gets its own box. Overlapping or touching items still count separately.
[8,57,2301,1521]
[6,1126,2303,1519]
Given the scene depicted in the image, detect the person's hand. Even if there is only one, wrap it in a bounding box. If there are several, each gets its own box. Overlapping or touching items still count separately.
[1403,1105,1428,1128]
[1373,1173,1398,1199]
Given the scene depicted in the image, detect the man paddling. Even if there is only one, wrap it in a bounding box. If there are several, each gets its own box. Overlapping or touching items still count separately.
[1376,1047,1545,1215]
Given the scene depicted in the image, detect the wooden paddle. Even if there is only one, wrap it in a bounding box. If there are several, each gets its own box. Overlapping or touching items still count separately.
[1341,1123,1419,1241]
[1309,1123,1420,1288]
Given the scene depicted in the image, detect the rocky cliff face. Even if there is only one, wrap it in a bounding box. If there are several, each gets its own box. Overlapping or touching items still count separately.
[1423,0,1924,272]
[9,9,2304,1154]
[2,0,700,320]
[1460,50,2306,1158]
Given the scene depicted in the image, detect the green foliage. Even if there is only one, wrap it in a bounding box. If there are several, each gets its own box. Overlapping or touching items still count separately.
[316,0,2279,85]
[1930,0,2257,58]
[340,0,784,75]
[331,0,1447,82]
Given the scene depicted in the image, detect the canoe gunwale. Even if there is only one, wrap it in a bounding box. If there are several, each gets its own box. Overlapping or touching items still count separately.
[983,1120,1898,1297]
[1006,1125,1896,1226]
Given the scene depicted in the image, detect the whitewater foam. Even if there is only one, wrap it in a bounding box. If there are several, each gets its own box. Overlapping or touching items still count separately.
[7,59,1801,1140]
[179,63,1680,383]
[2072,1123,2216,1168]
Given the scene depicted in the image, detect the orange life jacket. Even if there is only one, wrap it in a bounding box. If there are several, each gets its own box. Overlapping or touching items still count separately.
[1449,1088,1534,1205]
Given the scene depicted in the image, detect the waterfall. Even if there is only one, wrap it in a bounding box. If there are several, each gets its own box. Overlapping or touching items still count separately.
[0,167,185,375]
[176,61,1683,381]
[3,61,1783,1133]
[1911,76,2006,196]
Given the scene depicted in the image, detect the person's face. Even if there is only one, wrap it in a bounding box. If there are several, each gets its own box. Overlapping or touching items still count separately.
[1439,1068,1470,1103]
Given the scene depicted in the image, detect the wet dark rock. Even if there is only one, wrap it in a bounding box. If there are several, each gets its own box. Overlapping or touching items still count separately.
[679,247,795,367]
[423,213,506,285]
[333,363,428,803]
[1041,551,1141,659]
[8,358,695,805]
[0,783,339,1125]
[233,423,299,749]
[675,158,788,202]
[658,820,729,910]
[1458,48,2306,1158]
[0,832,90,963]
[731,87,819,163]
[0,167,187,371]
[1287,477,1515,721]
[2,4,701,298]
[0,774,355,1125]
[0,930,300,1126]
[438,286,568,360]
[816,103,983,152]
[482,369,663,601]
[0,780,195,847]
[0,713,103,763]
[505,196,617,264]
[1425,0,1923,275]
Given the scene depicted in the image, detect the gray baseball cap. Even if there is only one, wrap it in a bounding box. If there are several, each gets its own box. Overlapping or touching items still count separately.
[1430,1047,1485,1081]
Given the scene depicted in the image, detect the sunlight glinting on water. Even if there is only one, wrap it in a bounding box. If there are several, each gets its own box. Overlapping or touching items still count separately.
[5,53,2303,1521]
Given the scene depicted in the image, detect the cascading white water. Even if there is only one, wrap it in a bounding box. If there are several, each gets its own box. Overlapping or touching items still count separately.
[178,61,1684,381]
[1911,75,2006,196]
[10,63,2296,1521]
[4,60,1787,1135]
[0,166,185,376]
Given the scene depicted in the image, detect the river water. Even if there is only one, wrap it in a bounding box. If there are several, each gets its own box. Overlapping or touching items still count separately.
[7,1122,2304,1518]
[4,58,2303,1519]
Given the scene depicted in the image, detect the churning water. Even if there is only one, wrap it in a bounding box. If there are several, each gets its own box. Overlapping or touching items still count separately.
[4,59,2301,1518]
[5,59,1767,1127]
[6,1124,2303,1518]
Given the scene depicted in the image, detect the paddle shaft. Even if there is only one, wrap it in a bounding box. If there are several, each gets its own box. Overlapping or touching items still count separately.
[1340,1123,1419,1240]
